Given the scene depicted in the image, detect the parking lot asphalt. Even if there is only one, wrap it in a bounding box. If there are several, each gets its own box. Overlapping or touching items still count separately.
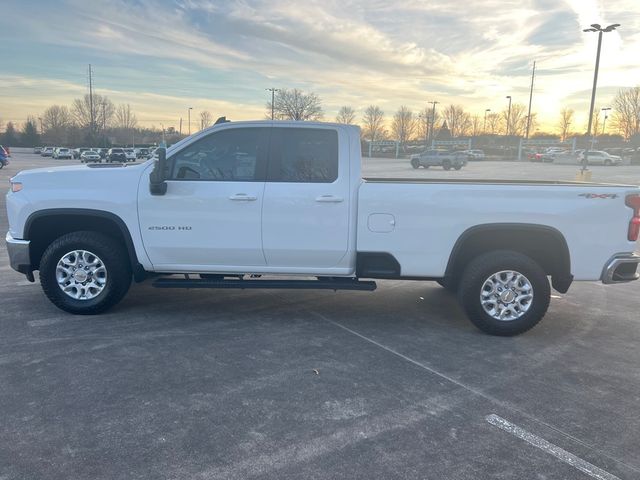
[1,152,640,480]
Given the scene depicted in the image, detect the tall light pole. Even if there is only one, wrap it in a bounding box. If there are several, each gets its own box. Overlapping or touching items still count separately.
[38,117,43,135]
[428,100,439,145]
[266,88,280,120]
[505,95,512,136]
[525,61,536,139]
[187,107,193,135]
[483,109,491,134]
[160,123,166,146]
[601,107,612,136]
[582,23,620,170]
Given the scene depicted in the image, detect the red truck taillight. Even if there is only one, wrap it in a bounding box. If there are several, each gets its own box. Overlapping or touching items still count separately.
[626,194,640,241]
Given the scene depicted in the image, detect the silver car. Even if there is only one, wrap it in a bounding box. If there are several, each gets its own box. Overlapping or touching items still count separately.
[577,150,622,166]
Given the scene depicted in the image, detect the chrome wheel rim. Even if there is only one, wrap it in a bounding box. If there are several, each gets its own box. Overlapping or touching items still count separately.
[56,250,107,300]
[480,270,533,321]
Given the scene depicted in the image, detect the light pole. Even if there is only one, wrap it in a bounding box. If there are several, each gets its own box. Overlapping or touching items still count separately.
[483,109,491,134]
[38,117,43,135]
[266,88,280,120]
[187,107,193,135]
[582,23,620,170]
[601,107,612,135]
[428,100,439,145]
[160,123,166,146]
[505,96,512,136]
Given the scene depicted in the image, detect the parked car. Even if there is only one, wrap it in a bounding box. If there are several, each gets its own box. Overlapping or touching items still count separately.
[124,148,137,162]
[80,150,102,163]
[0,146,9,169]
[33,147,42,154]
[97,148,109,160]
[5,121,640,337]
[41,147,54,157]
[527,151,554,163]
[577,150,622,166]
[53,148,73,159]
[461,149,485,160]
[107,148,127,163]
[135,148,150,159]
[1,145,11,156]
[73,147,92,159]
[410,149,467,170]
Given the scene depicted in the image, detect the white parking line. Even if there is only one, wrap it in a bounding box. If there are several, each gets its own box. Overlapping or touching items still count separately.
[486,414,620,480]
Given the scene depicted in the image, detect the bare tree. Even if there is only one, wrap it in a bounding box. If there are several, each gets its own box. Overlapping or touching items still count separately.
[362,105,386,142]
[442,104,471,137]
[415,106,441,144]
[470,115,482,137]
[42,105,72,132]
[611,86,640,140]
[200,111,213,130]
[336,106,356,124]
[558,108,574,141]
[502,103,528,136]
[72,94,115,131]
[267,88,323,121]
[486,112,501,134]
[391,106,416,147]
[114,104,138,130]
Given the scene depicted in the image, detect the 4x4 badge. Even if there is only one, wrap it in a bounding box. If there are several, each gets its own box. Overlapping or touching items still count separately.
[579,193,618,199]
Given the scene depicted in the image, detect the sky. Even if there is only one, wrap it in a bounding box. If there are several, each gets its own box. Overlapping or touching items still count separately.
[0,0,639,133]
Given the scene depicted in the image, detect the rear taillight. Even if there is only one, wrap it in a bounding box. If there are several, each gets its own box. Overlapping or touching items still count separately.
[626,194,640,241]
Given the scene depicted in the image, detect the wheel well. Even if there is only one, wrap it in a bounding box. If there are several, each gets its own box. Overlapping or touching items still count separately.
[25,210,143,280]
[445,224,572,293]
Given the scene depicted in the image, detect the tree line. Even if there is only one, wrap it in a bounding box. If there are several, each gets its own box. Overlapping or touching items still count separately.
[2,86,639,148]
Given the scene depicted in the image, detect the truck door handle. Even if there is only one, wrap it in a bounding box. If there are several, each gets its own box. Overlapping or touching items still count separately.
[315,195,344,203]
[229,193,257,201]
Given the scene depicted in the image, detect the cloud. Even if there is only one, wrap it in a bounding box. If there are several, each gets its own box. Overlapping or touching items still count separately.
[1,0,638,130]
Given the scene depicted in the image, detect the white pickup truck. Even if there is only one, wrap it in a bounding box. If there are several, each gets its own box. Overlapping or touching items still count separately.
[6,121,640,335]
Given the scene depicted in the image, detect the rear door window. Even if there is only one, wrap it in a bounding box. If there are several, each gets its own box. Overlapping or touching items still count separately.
[268,128,338,183]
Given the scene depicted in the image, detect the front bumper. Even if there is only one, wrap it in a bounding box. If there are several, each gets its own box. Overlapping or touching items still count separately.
[5,232,33,280]
[601,253,640,284]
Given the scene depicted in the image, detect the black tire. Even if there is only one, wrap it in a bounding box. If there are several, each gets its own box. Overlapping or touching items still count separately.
[604,159,612,166]
[443,160,452,170]
[411,158,420,169]
[0,163,3,170]
[40,231,132,315]
[453,165,462,170]
[457,250,550,336]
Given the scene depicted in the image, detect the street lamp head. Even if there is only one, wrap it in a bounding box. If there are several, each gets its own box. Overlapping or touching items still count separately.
[590,23,601,29]
[506,95,511,99]
[485,108,491,112]
[583,28,597,32]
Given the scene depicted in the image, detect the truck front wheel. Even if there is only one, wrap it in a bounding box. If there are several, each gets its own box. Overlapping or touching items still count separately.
[411,159,420,169]
[442,160,452,170]
[457,250,550,336]
[40,231,132,315]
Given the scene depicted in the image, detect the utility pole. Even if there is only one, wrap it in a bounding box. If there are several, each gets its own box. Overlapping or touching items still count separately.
[188,107,193,135]
[38,117,43,135]
[179,117,182,135]
[88,64,95,134]
[505,96,512,136]
[266,88,280,120]
[428,101,439,145]
[102,102,106,147]
[525,61,536,139]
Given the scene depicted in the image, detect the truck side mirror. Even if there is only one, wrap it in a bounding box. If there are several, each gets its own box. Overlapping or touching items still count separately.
[149,148,168,196]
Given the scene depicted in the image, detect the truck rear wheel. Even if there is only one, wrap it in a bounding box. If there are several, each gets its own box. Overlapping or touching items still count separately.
[457,250,550,336]
[40,231,132,315]
[411,159,420,169]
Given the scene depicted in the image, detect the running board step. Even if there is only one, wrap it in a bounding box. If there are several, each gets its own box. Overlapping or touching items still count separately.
[152,277,377,291]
